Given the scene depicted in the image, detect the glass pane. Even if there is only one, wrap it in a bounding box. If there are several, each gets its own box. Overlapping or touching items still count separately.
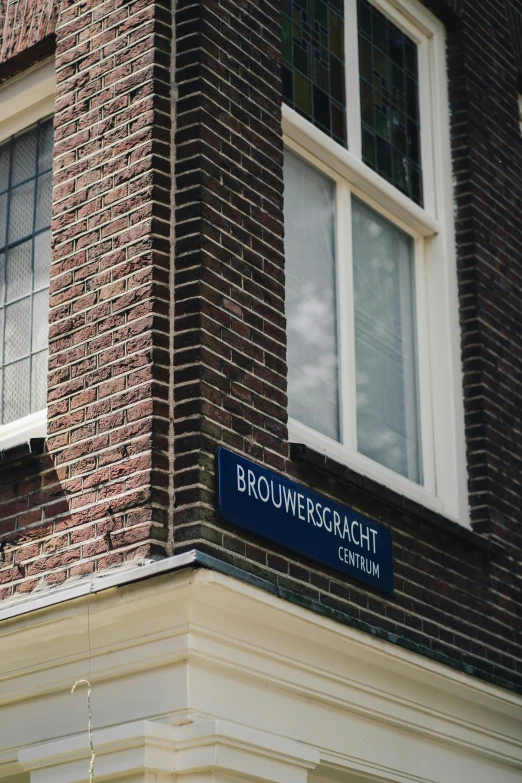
[352,197,422,484]
[357,0,423,205]
[4,297,31,363]
[0,192,7,248]
[38,118,54,173]
[32,289,49,353]
[11,126,37,186]
[0,253,4,306]
[284,149,340,442]
[8,180,35,244]
[281,0,346,146]
[6,239,32,303]
[3,357,30,424]
[0,307,4,364]
[34,229,52,290]
[31,349,48,413]
[0,141,9,192]
[35,171,52,231]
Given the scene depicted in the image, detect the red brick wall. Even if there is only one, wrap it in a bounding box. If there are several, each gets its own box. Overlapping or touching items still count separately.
[0,0,57,80]
[0,0,174,592]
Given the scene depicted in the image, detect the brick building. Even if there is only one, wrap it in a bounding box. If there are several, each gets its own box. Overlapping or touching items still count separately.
[0,0,521,781]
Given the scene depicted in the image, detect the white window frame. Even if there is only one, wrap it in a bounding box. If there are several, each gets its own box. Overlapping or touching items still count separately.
[284,0,470,526]
[0,59,55,450]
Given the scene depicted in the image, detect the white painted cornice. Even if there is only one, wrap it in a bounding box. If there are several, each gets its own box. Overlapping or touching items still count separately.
[1,564,521,783]
[18,719,320,783]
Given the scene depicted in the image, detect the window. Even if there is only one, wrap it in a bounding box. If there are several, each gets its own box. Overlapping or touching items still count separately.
[282,0,469,524]
[0,61,54,449]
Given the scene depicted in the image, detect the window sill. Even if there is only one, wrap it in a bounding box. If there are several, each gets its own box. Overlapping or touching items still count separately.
[290,443,504,558]
[0,436,45,465]
[0,409,47,452]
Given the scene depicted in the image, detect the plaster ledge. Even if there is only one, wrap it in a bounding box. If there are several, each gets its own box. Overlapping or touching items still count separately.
[19,719,320,783]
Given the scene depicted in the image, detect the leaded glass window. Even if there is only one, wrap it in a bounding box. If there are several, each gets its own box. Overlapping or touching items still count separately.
[0,118,53,426]
[281,0,346,146]
[358,0,423,204]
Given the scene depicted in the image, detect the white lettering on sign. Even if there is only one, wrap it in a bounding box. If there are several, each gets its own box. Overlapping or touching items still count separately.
[236,461,379,555]
[338,547,380,577]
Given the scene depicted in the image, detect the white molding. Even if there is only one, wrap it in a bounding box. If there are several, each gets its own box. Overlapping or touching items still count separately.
[0,59,55,142]
[282,106,438,238]
[288,416,444,515]
[18,719,320,783]
[0,408,46,451]
[0,551,198,623]
[1,568,520,783]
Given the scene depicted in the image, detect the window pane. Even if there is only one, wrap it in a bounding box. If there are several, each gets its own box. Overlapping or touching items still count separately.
[358,0,423,205]
[32,289,49,353]
[284,149,340,442]
[4,297,31,363]
[0,192,7,248]
[11,126,37,186]
[281,0,346,146]
[31,349,48,413]
[38,119,54,173]
[6,239,32,303]
[35,171,52,231]
[0,141,9,191]
[3,358,30,424]
[8,180,35,244]
[0,253,4,306]
[352,196,422,484]
[34,229,51,290]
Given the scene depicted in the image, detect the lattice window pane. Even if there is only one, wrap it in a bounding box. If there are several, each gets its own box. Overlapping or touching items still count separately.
[4,297,31,363]
[6,239,32,303]
[0,116,53,425]
[281,0,346,146]
[32,289,49,353]
[34,230,51,291]
[358,0,423,204]
[31,349,48,413]
[8,180,35,244]
[38,119,54,173]
[0,253,3,307]
[0,141,9,191]
[0,193,7,247]
[3,358,30,424]
[35,171,52,231]
[11,126,38,186]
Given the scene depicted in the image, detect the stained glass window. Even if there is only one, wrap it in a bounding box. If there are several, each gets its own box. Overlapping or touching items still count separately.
[281,0,346,146]
[358,0,423,205]
[0,117,53,425]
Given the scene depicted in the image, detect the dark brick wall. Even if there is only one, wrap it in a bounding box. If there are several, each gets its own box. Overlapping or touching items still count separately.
[170,0,522,692]
[0,0,520,693]
[172,0,287,535]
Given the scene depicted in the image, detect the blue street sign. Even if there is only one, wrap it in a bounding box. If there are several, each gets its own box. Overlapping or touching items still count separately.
[217,448,394,593]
